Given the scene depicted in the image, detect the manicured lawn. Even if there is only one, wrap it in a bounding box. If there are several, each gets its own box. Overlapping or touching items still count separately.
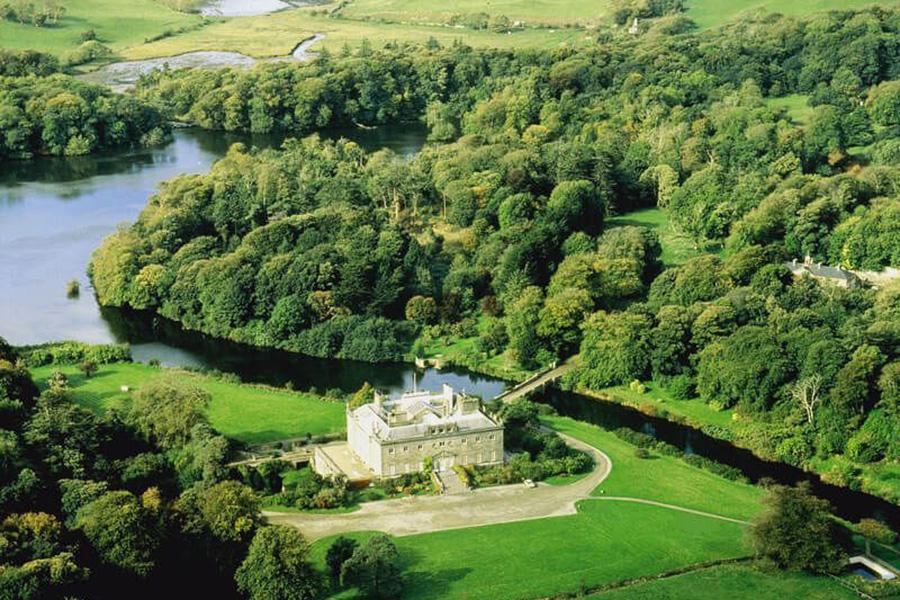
[29,362,345,444]
[342,0,615,27]
[765,94,814,126]
[312,501,749,600]
[0,0,203,57]
[587,563,857,599]
[545,415,764,521]
[606,207,711,267]
[685,0,891,30]
[121,7,591,60]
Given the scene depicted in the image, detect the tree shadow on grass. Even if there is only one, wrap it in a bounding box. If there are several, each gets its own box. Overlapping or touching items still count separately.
[400,547,473,600]
[608,217,660,229]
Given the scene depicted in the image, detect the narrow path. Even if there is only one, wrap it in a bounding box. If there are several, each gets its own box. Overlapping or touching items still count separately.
[585,497,750,525]
[265,431,749,540]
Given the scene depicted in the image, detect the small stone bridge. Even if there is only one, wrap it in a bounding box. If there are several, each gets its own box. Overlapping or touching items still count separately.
[493,357,577,404]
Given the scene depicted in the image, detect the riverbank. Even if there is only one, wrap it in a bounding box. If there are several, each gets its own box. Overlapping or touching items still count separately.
[565,381,900,508]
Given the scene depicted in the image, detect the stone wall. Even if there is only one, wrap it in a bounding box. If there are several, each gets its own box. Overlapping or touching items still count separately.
[378,426,504,477]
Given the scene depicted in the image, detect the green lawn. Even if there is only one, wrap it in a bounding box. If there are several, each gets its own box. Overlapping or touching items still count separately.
[0,0,203,57]
[765,94,814,126]
[546,415,764,521]
[587,563,857,599]
[29,362,345,444]
[312,501,749,600]
[305,413,764,599]
[607,207,711,267]
[121,7,591,60]
[341,0,615,27]
[293,388,768,599]
[685,0,894,30]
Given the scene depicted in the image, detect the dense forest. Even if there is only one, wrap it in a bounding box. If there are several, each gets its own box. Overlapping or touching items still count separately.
[89,7,900,502]
[0,341,281,598]
[0,340,418,599]
[0,50,169,159]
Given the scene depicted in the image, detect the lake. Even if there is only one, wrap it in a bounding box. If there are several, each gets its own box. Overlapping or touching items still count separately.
[0,124,427,351]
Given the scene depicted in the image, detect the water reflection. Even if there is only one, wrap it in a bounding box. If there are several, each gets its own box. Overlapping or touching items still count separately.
[103,307,507,399]
[0,125,427,348]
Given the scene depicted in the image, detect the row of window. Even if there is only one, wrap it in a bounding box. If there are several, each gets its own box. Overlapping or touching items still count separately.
[386,451,499,475]
[387,434,496,454]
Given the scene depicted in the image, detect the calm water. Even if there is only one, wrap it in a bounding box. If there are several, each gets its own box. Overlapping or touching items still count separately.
[104,307,507,398]
[0,124,426,350]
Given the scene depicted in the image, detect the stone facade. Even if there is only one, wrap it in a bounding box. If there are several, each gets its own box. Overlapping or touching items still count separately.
[346,384,504,477]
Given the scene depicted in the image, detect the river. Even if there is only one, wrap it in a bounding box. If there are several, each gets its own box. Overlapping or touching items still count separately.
[0,124,427,364]
[1,125,896,527]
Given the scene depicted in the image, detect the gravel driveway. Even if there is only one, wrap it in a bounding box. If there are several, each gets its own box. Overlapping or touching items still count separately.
[264,433,612,540]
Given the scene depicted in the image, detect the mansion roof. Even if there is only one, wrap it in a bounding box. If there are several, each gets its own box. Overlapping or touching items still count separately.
[350,385,500,442]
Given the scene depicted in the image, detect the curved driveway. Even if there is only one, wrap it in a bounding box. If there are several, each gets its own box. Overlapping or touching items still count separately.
[264,433,612,541]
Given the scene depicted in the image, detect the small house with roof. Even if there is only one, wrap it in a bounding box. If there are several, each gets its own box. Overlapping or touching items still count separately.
[785,256,862,289]
[345,384,503,477]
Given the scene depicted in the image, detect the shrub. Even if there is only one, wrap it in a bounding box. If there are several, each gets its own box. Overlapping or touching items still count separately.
[700,424,735,441]
[63,41,112,67]
[668,374,695,400]
[22,342,131,367]
[78,360,98,378]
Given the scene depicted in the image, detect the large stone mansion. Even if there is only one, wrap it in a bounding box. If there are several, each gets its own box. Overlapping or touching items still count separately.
[345,384,504,477]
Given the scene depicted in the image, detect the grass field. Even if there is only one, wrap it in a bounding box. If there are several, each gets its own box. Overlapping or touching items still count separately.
[685,0,893,30]
[3,0,894,65]
[29,362,345,444]
[312,501,749,600]
[607,207,711,267]
[341,0,615,27]
[546,415,763,521]
[121,8,590,59]
[0,0,204,57]
[765,94,815,126]
[587,563,857,599]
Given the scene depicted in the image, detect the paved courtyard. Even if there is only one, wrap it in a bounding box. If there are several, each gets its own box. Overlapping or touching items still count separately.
[264,433,612,540]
